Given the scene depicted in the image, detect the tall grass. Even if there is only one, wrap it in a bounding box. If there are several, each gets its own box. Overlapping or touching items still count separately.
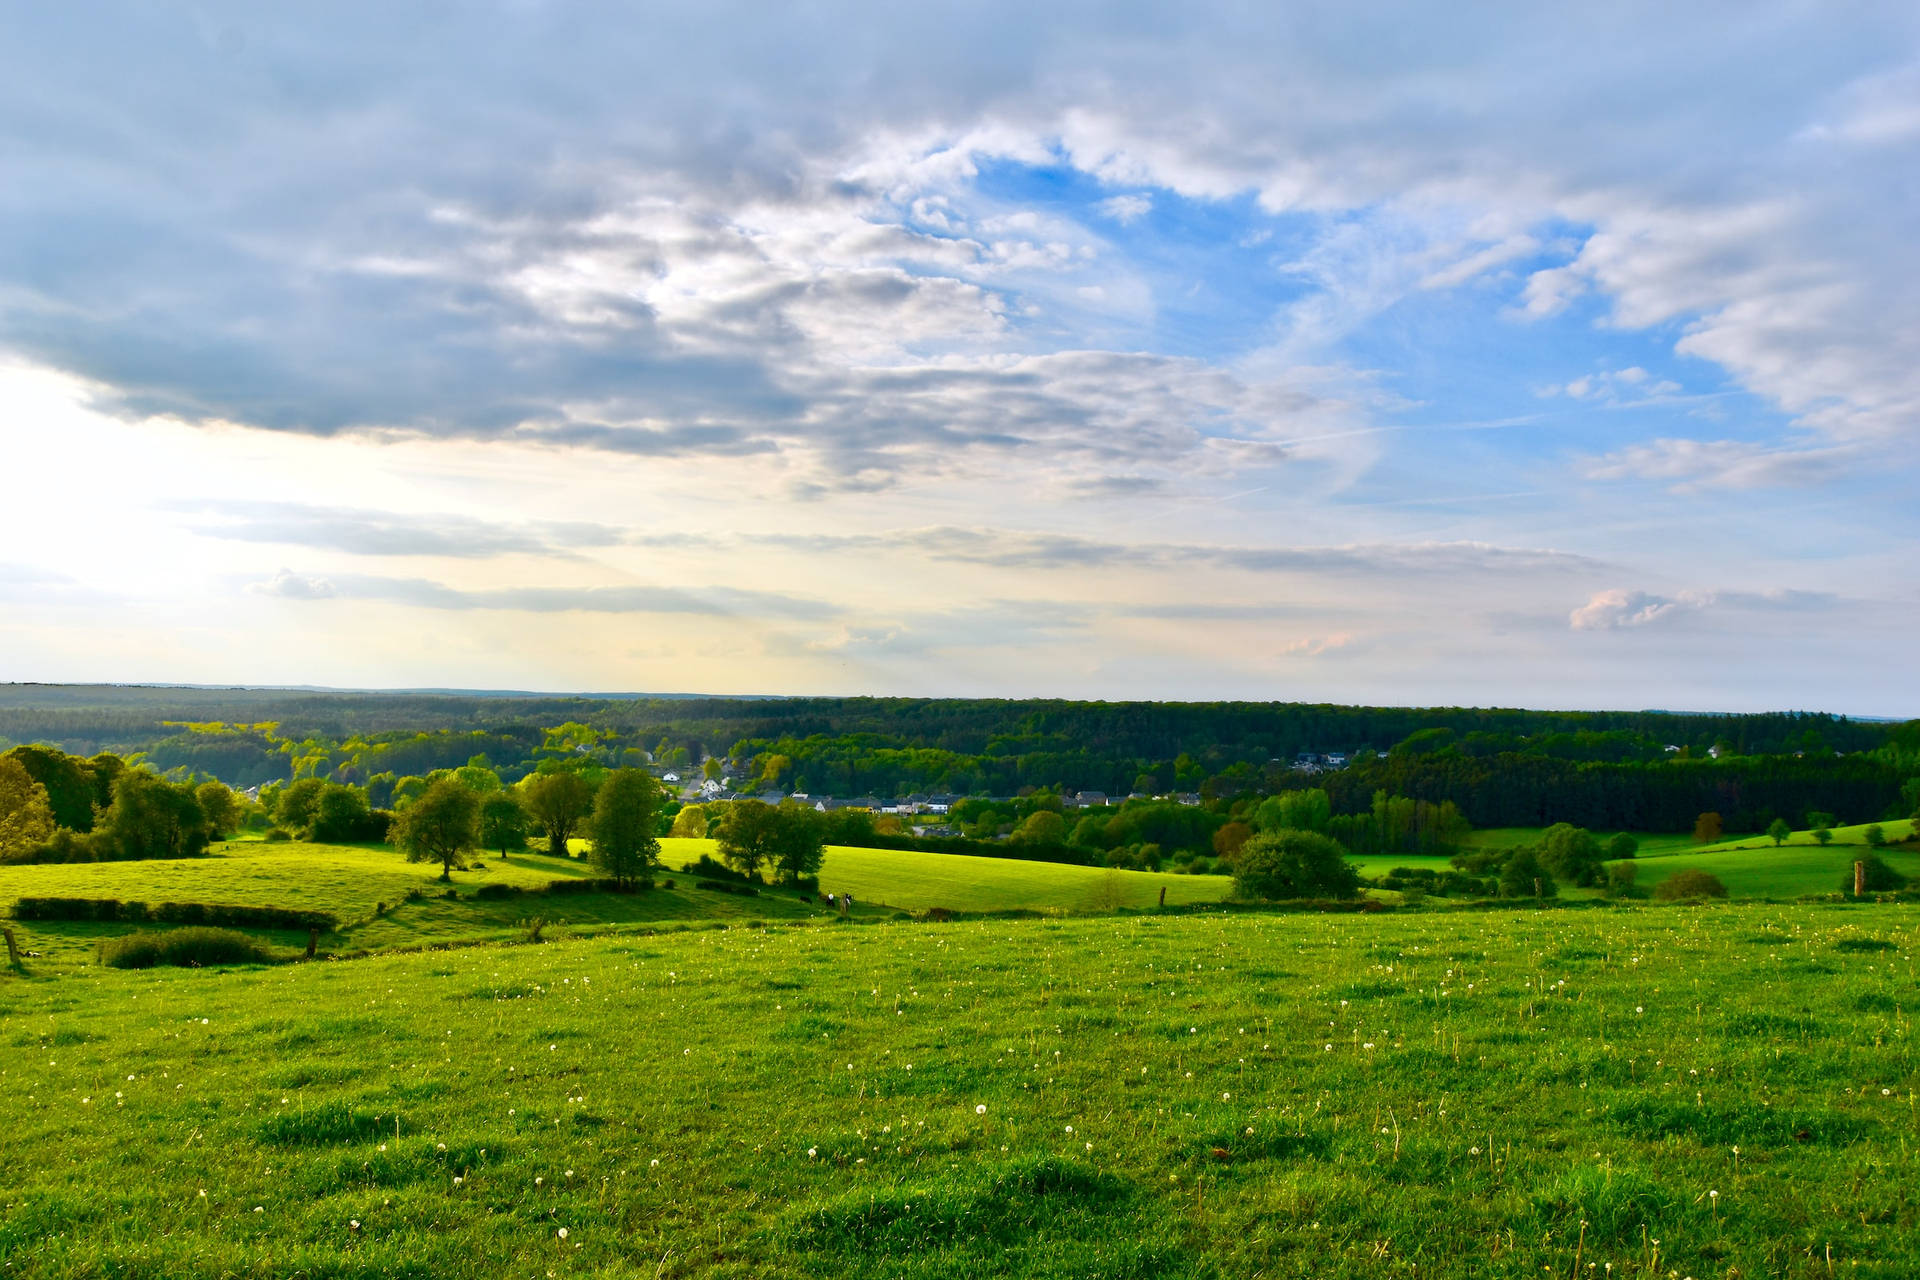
[96,927,280,969]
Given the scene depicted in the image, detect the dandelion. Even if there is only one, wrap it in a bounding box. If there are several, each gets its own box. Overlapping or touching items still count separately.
[976,1104,988,1115]
[349,1219,360,1230]
[1222,1092,1231,1101]
[808,1147,817,1157]
[197,1189,206,1198]
[253,1206,263,1214]
[557,1227,569,1239]
[649,1158,659,1167]
[1635,1006,1644,1014]
[535,1176,544,1185]
[1065,1125,1074,1134]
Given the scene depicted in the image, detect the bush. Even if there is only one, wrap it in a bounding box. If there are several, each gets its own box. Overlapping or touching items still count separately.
[11,897,336,931]
[473,882,522,900]
[99,927,278,969]
[1499,849,1558,899]
[263,827,293,842]
[1844,853,1908,895]
[1654,869,1729,900]
[1232,829,1361,901]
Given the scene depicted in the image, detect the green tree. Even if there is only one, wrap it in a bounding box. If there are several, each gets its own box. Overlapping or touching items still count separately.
[1864,823,1887,849]
[1692,812,1722,844]
[1606,832,1638,860]
[453,756,502,794]
[669,802,711,838]
[0,756,56,860]
[194,781,239,839]
[1766,818,1792,847]
[1499,849,1557,899]
[716,799,781,879]
[1212,820,1254,863]
[521,770,595,857]
[1011,809,1068,844]
[1069,814,1113,849]
[1538,824,1605,887]
[390,778,479,880]
[770,802,827,884]
[479,791,530,854]
[274,776,329,835]
[98,770,212,861]
[310,784,372,842]
[1812,826,1833,846]
[589,769,664,889]
[1231,829,1361,900]
[3,745,97,831]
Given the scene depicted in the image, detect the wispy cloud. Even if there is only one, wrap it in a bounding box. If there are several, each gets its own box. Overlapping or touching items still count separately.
[250,571,840,620]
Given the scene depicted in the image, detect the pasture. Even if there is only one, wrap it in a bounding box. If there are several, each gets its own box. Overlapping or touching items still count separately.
[0,839,1233,972]
[1,902,1915,1278]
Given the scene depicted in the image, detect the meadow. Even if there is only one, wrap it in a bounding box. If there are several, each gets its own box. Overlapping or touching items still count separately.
[1,900,1915,1279]
[0,839,1235,972]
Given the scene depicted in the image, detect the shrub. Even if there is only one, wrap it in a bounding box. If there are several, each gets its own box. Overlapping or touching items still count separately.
[473,882,522,900]
[1844,853,1908,895]
[1232,829,1360,901]
[264,827,292,842]
[1499,849,1558,899]
[11,897,335,931]
[1654,869,1729,900]
[99,927,278,969]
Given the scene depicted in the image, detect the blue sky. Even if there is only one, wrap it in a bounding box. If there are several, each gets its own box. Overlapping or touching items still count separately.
[0,2,1915,713]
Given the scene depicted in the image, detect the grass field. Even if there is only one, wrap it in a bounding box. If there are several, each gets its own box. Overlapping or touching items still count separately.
[0,839,1233,973]
[1,902,1915,1278]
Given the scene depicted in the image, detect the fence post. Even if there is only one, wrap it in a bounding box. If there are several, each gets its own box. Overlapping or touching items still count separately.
[306,928,318,959]
[3,925,21,968]
[1854,860,1866,897]
[1158,885,1167,909]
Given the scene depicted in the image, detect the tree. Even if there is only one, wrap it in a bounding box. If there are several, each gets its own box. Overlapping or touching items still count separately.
[1655,869,1728,900]
[98,770,211,861]
[716,799,781,879]
[1499,849,1558,899]
[479,791,530,854]
[1607,832,1638,860]
[589,769,663,889]
[453,756,502,794]
[1231,829,1361,900]
[275,777,328,836]
[1604,861,1640,898]
[1766,818,1792,847]
[390,779,479,880]
[1692,812,1723,844]
[770,802,827,884]
[1864,824,1887,849]
[0,756,56,860]
[1812,826,1833,846]
[669,802,711,838]
[1011,809,1068,844]
[521,770,594,857]
[3,745,98,831]
[195,781,239,839]
[1212,820,1254,863]
[1539,824,1605,887]
[311,783,372,842]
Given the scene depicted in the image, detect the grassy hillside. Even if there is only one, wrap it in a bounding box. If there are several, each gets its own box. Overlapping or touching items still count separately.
[0,839,1233,972]
[2,903,1914,1278]
[1623,820,1920,898]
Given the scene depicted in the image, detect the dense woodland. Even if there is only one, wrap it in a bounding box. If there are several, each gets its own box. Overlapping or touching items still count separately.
[2,687,1915,882]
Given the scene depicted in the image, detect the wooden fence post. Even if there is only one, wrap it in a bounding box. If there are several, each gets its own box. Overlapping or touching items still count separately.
[1158,885,1167,909]
[306,928,318,959]
[3,925,21,968]
[1854,860,1866,897]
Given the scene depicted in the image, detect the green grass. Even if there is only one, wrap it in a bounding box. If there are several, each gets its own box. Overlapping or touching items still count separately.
[1,903,1914,1277]
[1460,827,1700,856]
[1619,821,1920,899]
[1,839,1232,973]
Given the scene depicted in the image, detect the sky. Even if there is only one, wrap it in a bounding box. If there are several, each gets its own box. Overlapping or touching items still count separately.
[1,2,1917,714]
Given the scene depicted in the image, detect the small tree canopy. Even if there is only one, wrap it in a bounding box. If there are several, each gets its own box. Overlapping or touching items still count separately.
[1499,848,1558,899]
[1812,827,1833,846]
[770,802,827,883]
[521,770,595,858]
[1231,829,1360,900]
[1655,868,1729,900]
[716,799,781,879]
[589,769,663,888]
[391,779,479,880]
[0,757,56,860]
[479,791,529,854]
[1606,832,1638,860]
[1766,818,1792,847]
[1692,812,1723,844]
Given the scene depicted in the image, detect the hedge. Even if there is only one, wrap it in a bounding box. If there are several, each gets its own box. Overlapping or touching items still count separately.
[11,897,338,931]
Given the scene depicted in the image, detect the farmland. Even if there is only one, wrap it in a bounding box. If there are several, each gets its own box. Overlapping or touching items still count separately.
[2,900,1916,1279]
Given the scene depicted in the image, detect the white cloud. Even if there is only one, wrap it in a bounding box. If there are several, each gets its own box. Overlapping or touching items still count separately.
[1582,438,1855,491]
[1095,194,1153,224]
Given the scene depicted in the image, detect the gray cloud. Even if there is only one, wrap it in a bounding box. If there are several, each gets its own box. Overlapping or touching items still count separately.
[5,2,1910,492]
[180,502,625,558]
[249,569,839,620]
